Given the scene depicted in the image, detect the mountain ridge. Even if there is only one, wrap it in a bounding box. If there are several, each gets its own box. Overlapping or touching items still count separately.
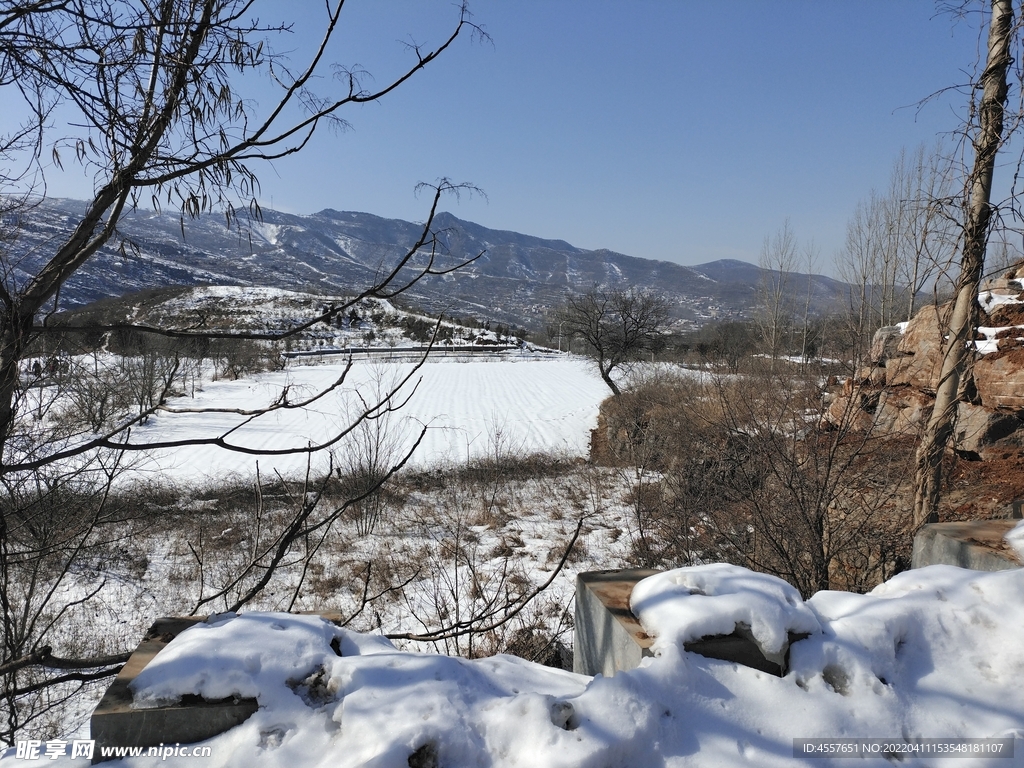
[6,199,851,330]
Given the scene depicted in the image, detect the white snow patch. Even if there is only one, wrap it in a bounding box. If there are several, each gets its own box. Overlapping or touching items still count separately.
[1005,519,1024,562]
[979,290,1023,311]
[129,613,393,708]
[975,325,1024,355]
[117,358,610,484]
[251,222,281,246]
[25,564,1024,767]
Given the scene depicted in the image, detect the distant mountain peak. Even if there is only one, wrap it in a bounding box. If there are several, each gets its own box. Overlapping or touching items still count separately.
[12,199,852,330]
[695,258,758,269]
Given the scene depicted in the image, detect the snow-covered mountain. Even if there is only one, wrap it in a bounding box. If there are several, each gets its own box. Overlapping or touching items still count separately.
[5,199,851,328]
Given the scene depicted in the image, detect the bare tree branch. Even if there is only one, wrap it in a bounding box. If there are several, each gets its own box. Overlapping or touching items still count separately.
[386,516,584,643]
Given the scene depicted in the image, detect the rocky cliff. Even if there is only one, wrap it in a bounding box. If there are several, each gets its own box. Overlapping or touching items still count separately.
[825,266,1024,462]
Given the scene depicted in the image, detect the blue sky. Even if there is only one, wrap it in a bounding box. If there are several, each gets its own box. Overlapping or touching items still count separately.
[39,2,991,274]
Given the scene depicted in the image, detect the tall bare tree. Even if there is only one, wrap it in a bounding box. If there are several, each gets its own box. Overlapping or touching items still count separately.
[913,0,1014,527]
[838,193,883,350]
[0,0,482,742]
[891,143,958,321]
[756,221,797,363]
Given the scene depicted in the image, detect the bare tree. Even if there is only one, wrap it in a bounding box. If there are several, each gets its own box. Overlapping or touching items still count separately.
[0,0,482,447]
[0,0,484,743]
[913,0,1015,527]
[837,193,888,359]
[334,363,408,537]
[756,221,797,363]
[891,143,958,322]
[559,287,669,396]
[798,240,820,366]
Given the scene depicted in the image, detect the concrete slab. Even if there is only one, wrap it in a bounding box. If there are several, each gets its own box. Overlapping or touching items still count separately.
[574,569,807,678]
[684,624,807,677]
[91,612,347,762]
[90,617,257,762]
[574,569,658,676]
[912,520,1022,571]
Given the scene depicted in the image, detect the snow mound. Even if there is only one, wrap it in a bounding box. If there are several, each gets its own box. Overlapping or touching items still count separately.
[1005,519,1024,561]
[126,613,590,768]
[630,563,821,655]
[86,564,1024,767]
[129,613,392,708]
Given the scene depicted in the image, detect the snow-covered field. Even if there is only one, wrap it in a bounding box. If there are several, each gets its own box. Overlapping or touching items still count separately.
[121,356,610,485]
[7,342,1024,767]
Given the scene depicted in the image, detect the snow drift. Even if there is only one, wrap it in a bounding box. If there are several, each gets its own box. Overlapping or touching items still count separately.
[23,563,1022,768]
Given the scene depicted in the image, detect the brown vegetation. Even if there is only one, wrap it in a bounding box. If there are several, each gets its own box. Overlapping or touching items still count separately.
[591,367,917,597]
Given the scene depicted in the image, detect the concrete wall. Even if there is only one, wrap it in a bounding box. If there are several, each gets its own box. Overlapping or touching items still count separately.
[912,520,1021,571]
[573,569,658,677]
[91,612,346,762]
[574,569,806,678]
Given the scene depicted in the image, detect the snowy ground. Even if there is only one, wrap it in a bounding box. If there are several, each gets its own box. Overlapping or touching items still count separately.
[7,564,1024,767]
[117,356,610,485]
[3,454,643,757]
[7,343,1024,767]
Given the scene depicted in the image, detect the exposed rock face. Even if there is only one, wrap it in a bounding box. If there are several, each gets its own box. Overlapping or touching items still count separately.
[885,305,944,391]
[876,388,933,436]
[823,392,877,432]
[870,325,904,365]
[954,401,1024,460]
[987,302,1024,327]
[834,299,1024,460]
[974,349,1024,410]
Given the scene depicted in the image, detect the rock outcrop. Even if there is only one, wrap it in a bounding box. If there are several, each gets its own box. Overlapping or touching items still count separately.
[974,349,1024,410]
[828,272,1024,461]
[884,305,944,391]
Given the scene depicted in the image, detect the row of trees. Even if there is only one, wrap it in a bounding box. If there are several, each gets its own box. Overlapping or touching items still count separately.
[837,144,958,337]
[752,142,962,373]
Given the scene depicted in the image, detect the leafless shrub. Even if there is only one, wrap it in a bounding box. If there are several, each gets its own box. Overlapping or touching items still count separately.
[596,367,915,597]
[477,599,574,670]
[211,339,279,381]
[332,363,410,537]
[0,457,151,743]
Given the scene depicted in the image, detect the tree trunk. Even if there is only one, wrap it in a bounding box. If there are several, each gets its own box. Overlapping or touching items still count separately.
[912,0,1012,527]
[599,358,621,397]
[0,308,34,463]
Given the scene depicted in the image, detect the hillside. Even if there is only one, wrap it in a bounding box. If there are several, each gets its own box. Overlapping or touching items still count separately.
[46,285,529,353]
[7,200,851,331]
